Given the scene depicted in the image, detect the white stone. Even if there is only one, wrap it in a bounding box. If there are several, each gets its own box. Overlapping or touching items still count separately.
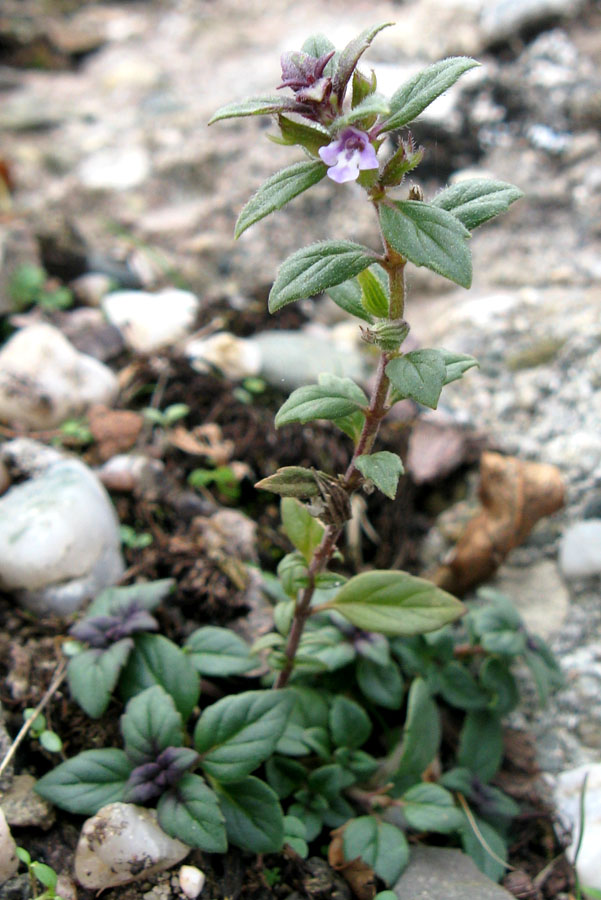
[74,803,190,890]
[559,520,601,579]
[0,808,18,886]
[179,865,206,899]
[480,0,585,43]
[252,328,367,390]
[554,763,601,890]
[0,324,118,430]
[491,560,569,640]
[103,289,200,354]
[0,450,124,615]
[186,332,261,380]
[78,146,151,191]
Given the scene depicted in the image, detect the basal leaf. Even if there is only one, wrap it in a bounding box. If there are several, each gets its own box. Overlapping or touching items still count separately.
[121,685,184,765]
[436,661,490,711]
[460,813,508,882]
[216,776,284,853]
[157,773,227,852]
[184,626,255,677]
[35,749,132,816]
[431,178,524,231]
[343,817,409,885]
[194,690,294,782]
[381,57,479,131]
[356,451,404,499]
[269,241,376,312]
[332,23,394,99]
[284,814,309,857]
[458,711,504,782]
[209,96,299,124]
[275,373,368,428]
[401,782,464,834]
[393,678,441,787]
[281,497,325,564]
[235,161,327,238]
[356,657,404,709]
[119,633,200,722]
[85,579,174,618]
[330,695,371,749]
[325,570,465,636]
[380,201,472,288]
[386,349,446,409]
[67,640,132,719]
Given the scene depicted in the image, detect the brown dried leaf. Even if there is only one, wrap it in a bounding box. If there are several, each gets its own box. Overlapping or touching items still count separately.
[329,827,377,900]
[168,423,234,465]
[88,404,144,461]
[428,451,564,595]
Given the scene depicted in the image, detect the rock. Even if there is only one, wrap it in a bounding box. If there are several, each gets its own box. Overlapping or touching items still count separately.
[0,809,18,887]
[102,289,200,354]
[393,846,514,899]
[554,762,601,890]
[480,0,586,44]
[252,328,368,391]
[87,405,144,461]
[0,707,12,793]
[178,866,206,899]
[70,273,113,308]
[0,324,118,430]
[490,560,569,639]
[0,443,124,616]
[559,520,601,579]
[0,775,55,830]
[78,146,151,191]
[59,308,125,362]
[74,803,190,890]
[96,453,165,495]
[186,333,261,380]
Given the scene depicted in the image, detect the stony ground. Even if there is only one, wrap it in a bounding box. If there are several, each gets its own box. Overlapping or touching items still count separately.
[1,0,601,897]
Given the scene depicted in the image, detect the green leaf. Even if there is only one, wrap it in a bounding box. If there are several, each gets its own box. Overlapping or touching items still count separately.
[302,33,335,59]
[85,579,174,618]
[334,93,390,130]
[380,201,472,288]
[119,634,200,723]
[326,277,374,323]
[284,815,308,858]
[16,847,31,865]
[393,678,441,786]
[235,161,327,238]
[479,658,519,714]
[288,802,324,842]
[265,756,307,798]
[332,23,393,98]
[30,863,57,890]
[401,783,464,833]
[209,96,299,124]
[35,749,132,815]
[356,451,404,499]
[157,773,227,852]
[297,625,357,672]
[439,348,479,384]
[386,350,446,410]
[381,57,480,131]
[352,68,378,108]
[343,817,409,885]
[194,690,293,783]
[216,777,284,853]
[330,695,371,749]
[357,268,389,318]
[431,178,524,231]
[436,661,490,711]
[121,685,183,765]
[281,497,325,564]
[272,115,331,155]
[458,711,504,782]
[333,410,366,443]
[39,730,62,753]
[356,657,404,709]
[460,813,508,882]
[325,570,465,636]
[308,763,355,800]
[275,373,368,428]
[523,638,563,704]
[256,466,320,500]
[269,241,376,312]
[184,626,255,677]
[67,640,132,719]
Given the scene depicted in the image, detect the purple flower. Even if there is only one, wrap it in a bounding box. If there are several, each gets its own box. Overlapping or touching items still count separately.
[318,127,379,183]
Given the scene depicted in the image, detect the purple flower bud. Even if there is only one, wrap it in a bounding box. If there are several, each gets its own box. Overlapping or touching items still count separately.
[278,49,335,92]
[319,127,379,183]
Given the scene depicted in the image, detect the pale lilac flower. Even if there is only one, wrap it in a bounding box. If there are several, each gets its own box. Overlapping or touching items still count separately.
[318,127,379,183]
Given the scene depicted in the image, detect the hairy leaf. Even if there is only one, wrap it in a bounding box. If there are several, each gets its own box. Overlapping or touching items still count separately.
[217,777,284,853]
[402,783,464,833]
[119,633,200,722]
[330,695,372,749]
[326,277,374,323]
[85,579,174,618]
[67,639,132,719]
[281,497,325,563]
[380,201,472,288]
[121,685,183,765]
[432,178,524,231]
[235,161,327,238]
[209,96,300,124]
[356,451,404,499]
[334,93,390,130]
[35,749,132,815]
[386,349,447,409]
[157,773,227,852]
[439,348,479,384]
[332,23,393,99]
[275,373,368,428]
[381,57,479,131]
[269,241,376,312]
[256,467,320,500]
[356,657,404,709]
[184,626,255,677]
[343,817,409,885]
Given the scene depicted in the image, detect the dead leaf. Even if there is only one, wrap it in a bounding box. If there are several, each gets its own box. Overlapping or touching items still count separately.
[168,423,234,465]
[88,404,144,461]
[427,451,564,595]
[329,827,377,900]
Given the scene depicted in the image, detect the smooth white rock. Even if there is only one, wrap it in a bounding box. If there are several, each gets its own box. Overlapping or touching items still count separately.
[186,332,261,380]
[0,324,118,429]
[491,560,569,639]
[0,808,18,886]
[0,451,124,615]
[559,520,601,579]
[102,289,200,353]
[554,763,601,890]
[252,328,368,390]
[74,803,190,890]
[78,145,151,191]
[179,865,206,899]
